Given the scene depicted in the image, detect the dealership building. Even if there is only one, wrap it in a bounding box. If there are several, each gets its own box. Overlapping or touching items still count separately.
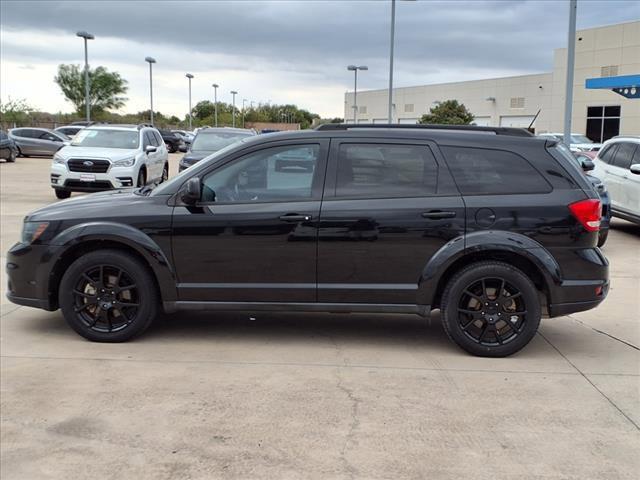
[344,20,639,141]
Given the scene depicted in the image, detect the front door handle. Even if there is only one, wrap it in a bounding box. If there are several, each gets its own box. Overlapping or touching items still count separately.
[279,214,312,222]
[422,211,456,219]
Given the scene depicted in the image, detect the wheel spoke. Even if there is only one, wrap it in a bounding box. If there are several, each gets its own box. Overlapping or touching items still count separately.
[74,302,95,313]
[458,308,480,315]
[117,284,137,293]
[497,279,506,301]
[117,302,139,308]
[114,269,123,289]
[82,273,95,286]
[73,289,95,299]
[464,290,483,302]
[494,326,504,345]
[461,317,477,331]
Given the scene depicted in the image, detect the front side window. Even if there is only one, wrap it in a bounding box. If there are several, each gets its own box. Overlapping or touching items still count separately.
[336,143,438,198]
[598,144,618,165]
[71,129,140,149]
[442,146,551,195]
[611,142,637,170]
[201,144,320,203]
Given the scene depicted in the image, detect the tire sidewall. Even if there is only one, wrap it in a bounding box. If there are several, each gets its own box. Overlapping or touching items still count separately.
[59,250,157,342]
[441,262,541,357]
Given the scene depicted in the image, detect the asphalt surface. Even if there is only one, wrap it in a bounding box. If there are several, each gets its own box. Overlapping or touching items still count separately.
[1,154,639,479]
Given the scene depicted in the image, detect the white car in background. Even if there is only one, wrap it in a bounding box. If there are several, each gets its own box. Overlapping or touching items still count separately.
[51,124,169,199]
[537,132,602,152]
[590,136,640,224]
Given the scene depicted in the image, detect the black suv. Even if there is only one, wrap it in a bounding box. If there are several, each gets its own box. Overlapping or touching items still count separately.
[158,129,185,153]
[6,125,609,356]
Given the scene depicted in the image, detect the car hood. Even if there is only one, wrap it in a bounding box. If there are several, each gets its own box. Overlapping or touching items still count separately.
[27,188,149,222]
[57,146,138,161]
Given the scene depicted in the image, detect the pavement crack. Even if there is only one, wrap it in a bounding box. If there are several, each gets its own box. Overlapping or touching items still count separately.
[538,331,639,431]
[335,367,361,480]
[568,315,639,351]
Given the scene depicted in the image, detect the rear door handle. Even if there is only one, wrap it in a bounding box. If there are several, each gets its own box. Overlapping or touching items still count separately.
[279,214,312,222]
[422,211,456,219]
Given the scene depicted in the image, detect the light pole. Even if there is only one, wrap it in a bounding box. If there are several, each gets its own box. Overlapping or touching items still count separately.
[212,83,219,127]
[563,0,577,146]
[76,31,94,123]
[186,73,194,130]
[388,0,415,123]
[347,65,367,123]
[242,99,247,127]
[230,91,238,127]
[145,57,156,125]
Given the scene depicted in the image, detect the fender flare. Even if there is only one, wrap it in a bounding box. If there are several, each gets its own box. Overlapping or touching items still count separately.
[47,222,177,302]
[417,231,562,306]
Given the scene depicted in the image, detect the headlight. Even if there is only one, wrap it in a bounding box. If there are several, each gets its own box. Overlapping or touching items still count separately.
[53,154,66,164]
[113,157,136,167]
[21,222,49,244]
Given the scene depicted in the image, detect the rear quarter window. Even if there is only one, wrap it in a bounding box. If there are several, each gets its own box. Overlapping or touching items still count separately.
[442,146,552,195]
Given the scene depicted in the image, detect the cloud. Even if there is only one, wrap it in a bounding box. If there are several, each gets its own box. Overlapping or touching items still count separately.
[1,0,638,117]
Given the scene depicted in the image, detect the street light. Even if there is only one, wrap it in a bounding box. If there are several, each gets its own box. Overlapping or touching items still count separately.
[388,0,415,123]
[347,65,368,123]
[242,99,247,127]
[230,91,238,127]
[145,57,156,125]
[186,73,194,130]
[212,83,219,127]
[76,31,94,123]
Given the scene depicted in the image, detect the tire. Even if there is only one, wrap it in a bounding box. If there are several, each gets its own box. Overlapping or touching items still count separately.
[58,249,158,342]
[161,163,169,183]
[440,261,541,357]
[17,147,28,158]
[597,228,608,248]
[7,150,16,162]
[55,189,71,199]
[137,168,147,187]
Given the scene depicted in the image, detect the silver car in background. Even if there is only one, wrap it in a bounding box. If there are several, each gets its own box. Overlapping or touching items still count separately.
[8,127,69,157]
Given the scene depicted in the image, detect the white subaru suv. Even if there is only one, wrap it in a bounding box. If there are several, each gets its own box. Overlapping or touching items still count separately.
[51,124,169,199]
[590,135,640,224]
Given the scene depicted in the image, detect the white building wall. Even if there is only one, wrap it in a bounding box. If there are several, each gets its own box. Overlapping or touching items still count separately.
[345,21,640,137]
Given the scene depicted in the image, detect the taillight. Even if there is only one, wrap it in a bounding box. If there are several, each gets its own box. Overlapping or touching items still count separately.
[568,199,601,232]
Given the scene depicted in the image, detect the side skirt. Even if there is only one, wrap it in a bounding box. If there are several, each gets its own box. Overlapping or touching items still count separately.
[164,301,430,317]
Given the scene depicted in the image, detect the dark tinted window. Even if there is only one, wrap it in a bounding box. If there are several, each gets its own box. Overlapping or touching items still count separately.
[40,131,64,142]
[611,142,637,170]
[598,144,618,164]
[587,106,603,117]
[13,129,33,138]
[604,106,621,117]
[152,131,163,146]
[633,146,640,166]
[336,143,438,198]
[143,131,156,147]
[442,146,551,195]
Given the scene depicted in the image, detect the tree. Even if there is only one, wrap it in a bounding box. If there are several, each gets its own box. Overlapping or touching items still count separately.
[54,64,128,116]
[418,100,474,125]
[0,97,34,126]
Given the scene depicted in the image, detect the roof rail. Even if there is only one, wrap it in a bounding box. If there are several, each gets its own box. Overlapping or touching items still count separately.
[315,123,534,137]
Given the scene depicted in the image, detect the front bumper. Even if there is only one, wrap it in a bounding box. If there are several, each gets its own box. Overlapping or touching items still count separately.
[6,243,58,311]
[51,163,136,191]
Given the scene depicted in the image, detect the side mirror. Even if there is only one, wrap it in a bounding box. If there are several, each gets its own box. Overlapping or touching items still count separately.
[630,164,640,175]
[581,159,595,172]
[180,177,201,204]
[145,145,157,154]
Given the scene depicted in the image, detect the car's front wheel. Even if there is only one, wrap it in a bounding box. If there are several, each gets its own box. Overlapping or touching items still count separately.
[161,163,169,183]
[440,261,541,357]
[7,150,16,162]
[59,250,158,342]
[55,189,71,199]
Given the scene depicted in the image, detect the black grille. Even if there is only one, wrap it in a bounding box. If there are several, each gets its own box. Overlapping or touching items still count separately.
[64,180,113,190]
[68,158,110,173]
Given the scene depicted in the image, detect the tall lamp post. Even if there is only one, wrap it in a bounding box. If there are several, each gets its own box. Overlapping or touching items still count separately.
[145,57,156,125]
[347,65,367,123]
[186,73,194,130]
[230,91,238,127]
[563,0,577,146]
[76,31,94,123]
[388,0,415,123]
[242,99,247,127]
[212,83,219,127]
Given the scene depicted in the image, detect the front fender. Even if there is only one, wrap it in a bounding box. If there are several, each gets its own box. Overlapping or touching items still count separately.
[48,222,177,302]
[417,231,561,306]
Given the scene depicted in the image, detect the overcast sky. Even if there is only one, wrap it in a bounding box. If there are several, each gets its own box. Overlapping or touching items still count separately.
[1,0,638,118]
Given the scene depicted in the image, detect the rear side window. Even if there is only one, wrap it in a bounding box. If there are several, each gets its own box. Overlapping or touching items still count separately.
[598,144,617,164]
[336,143,438,198]
[442,146,551,195]
[611,142,636,170]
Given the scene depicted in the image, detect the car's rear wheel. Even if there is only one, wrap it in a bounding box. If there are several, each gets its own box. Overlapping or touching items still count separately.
[55,189,71,199]
[17,147,28,158]
[440,261,541,357]
[59,250,158,342]
[161,163,169,183]
[7,150,16,162]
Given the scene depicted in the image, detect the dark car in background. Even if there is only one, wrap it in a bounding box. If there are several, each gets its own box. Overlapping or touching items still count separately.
[54,125,85,139]
[8,127,69,157]
[172,130,194,152]
[1,130,18,162]
[158,129,185,153]
[6,124,608,357]
[179,127,256,171]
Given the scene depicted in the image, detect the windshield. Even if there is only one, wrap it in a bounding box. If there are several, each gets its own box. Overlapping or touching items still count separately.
[71,129,139,149]
[152,140,248,196]
[571,135,593,144]
[191,131,251,151]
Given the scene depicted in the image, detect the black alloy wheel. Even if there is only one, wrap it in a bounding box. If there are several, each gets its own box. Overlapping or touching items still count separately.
[441,261,541,357]
[59,250,157,342]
